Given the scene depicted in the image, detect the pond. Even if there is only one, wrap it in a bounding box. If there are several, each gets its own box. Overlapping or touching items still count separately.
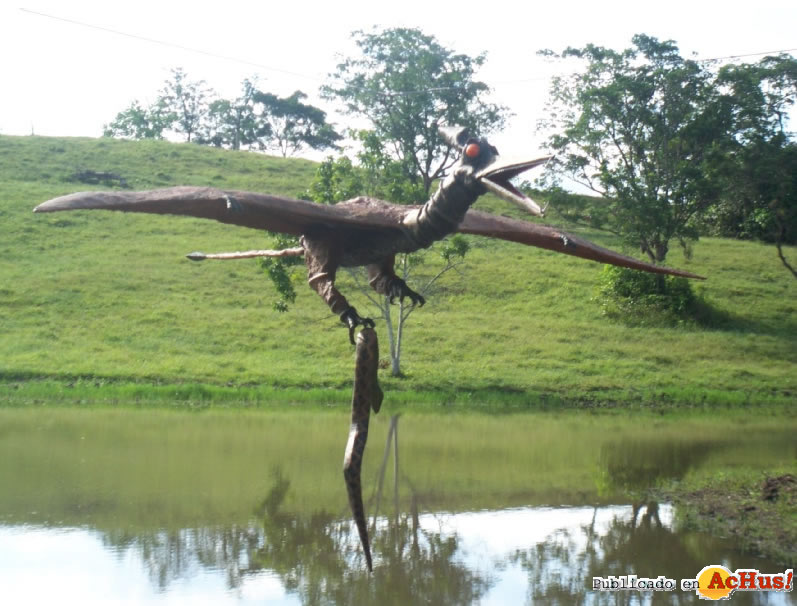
[0,407,793,604]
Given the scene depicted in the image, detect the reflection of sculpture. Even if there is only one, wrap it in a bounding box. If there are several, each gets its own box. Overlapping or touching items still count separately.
[343,327,383,571]
[247,470,492,601]
[34,126,703,344]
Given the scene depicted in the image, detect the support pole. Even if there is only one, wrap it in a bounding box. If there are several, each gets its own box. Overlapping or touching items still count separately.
[342,327,383,572]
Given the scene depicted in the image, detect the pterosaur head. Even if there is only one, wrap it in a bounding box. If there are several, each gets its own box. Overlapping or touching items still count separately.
[440,126,551,217]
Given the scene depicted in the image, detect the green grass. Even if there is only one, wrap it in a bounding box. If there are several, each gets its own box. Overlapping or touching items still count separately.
[1,134,796,408]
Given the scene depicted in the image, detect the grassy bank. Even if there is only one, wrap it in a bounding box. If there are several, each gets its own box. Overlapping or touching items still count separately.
[2,134,796,408]
[659,468,797,567]
[1,376,793,412]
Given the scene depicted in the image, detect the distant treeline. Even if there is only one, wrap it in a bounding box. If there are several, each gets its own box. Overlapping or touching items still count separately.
[103,28,797,276]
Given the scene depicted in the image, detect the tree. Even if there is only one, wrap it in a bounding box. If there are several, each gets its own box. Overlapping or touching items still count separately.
[310,153,468,376]
[104,69,213,143]
[262,149,468,376]
[323,27,508,195]
[707,55,797,278]
[158,68,214,143]
[347,235,469,376]
[250,90,340,157]
[103,98,172,140]
[196,79,260,150]
[308,155,363,204]
[355,130,426,204]
[539,35,727,263]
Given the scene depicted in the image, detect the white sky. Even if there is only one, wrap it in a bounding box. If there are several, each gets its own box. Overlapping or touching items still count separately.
[1,1,795,157]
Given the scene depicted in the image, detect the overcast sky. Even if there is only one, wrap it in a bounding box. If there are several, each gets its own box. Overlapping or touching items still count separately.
[1,1,795,157]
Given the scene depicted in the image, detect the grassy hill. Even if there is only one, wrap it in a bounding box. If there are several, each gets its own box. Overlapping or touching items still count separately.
[1,134,795,408]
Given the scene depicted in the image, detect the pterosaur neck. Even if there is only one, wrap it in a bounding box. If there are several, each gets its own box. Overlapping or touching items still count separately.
[402,172,480,248]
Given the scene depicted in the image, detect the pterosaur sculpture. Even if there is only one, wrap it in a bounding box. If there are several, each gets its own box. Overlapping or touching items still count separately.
[34,126,703,341]
[34,125,704,571]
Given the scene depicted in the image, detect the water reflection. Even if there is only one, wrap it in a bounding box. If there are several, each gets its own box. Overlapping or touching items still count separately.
[511,502,794,605]
[3,503,792,605]
[249,471,492,605]
[0,409,794,604]
[598,438,719,494]
[88,471,493,604]
[101,525,260,591]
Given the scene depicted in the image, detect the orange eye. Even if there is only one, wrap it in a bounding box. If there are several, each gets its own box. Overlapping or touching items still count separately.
[464,143,480,158]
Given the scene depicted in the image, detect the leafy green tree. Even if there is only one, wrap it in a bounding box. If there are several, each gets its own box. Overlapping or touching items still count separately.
[196,79,260,150]
[257,233,306,313]
[103,98,171,140]
[707,55,797,278]
[157,68,214,143]
[323,27,508,194]
[263,148,467,375]
[197,99,243,148]
[251,90,340,157]
[355,130,426,204]
[351,236,469,376]
[539,35,727,263]
[308,156,363,204]
[310,152,468,376]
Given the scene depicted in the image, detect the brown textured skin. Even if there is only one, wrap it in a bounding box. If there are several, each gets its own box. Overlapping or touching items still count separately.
[33,186,705,282]
[342,327,383,572]
[34,150,705,335]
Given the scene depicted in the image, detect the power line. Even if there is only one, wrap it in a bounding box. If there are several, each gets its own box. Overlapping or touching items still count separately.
[491,48,797,87]
[698,48,797,62]
[19,8,321,81]
[19,9,797,97]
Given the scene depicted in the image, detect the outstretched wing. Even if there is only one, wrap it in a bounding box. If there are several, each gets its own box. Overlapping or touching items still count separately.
[35,186,704,280]
[33,186,404,235]
[458,210,705,280]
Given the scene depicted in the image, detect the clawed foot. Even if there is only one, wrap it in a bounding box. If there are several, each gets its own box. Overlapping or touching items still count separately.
[340,306,375,345]
[388,281,426,307]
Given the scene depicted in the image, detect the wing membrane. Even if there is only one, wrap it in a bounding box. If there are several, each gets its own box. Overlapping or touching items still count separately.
[34,187,404,235]
[35,187,704,279]
[458,210,704,280]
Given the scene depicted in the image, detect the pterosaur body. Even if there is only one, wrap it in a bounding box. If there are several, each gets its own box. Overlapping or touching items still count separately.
[35,127,703,341]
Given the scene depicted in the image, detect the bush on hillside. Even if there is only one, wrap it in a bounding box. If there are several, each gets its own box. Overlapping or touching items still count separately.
[595,266,702,327]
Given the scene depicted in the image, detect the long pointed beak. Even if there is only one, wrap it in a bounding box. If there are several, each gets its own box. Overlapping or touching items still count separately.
[476,156,552,217]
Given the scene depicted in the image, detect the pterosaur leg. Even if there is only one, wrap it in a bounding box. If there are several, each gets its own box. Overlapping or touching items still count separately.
[343,327,383,572]
[367,256,426,307]
[302,235,374,343]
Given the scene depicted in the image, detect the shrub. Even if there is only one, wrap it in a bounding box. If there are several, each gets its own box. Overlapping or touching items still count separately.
[595,265,699,326]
